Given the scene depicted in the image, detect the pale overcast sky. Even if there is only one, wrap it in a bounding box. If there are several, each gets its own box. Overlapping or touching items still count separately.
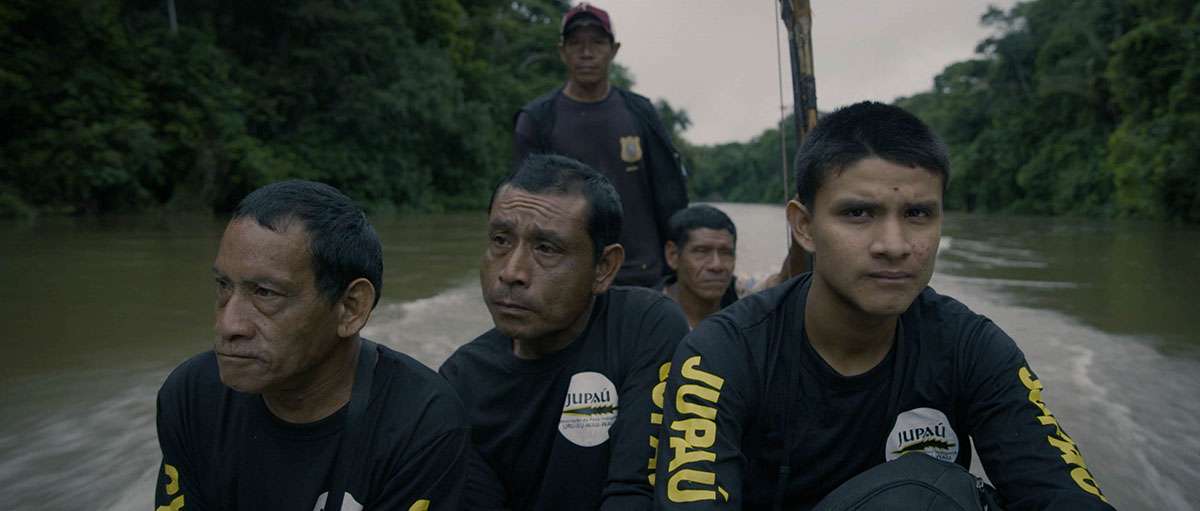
[595,0,1019,145]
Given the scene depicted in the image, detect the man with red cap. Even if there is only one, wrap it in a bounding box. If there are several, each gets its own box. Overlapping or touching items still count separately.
[514,2,689,289]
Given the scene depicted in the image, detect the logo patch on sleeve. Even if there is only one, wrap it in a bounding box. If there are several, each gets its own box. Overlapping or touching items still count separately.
[558,371,619,447]
[885,407,960,462]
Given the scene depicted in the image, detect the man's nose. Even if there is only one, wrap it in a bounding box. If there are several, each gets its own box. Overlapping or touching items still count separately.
[705,251,727,271]
[215,292,254,342]
[498,246,532,287]
[870,218,911,260]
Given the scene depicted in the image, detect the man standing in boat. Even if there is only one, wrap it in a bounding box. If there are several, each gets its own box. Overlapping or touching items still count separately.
[439,154,689,509]
[654,102,1114,509]
[514,2,688,288]
[154,180,468,510]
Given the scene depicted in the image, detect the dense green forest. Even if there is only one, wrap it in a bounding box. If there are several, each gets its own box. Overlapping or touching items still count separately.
[0,0,576,216]
[688,0,1200,223]
[3,0,1197,223]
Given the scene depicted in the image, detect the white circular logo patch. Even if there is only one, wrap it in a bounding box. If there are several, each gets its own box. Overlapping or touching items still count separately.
[558,371,619,447]
[885,407,960,462]
[313,491,364,511]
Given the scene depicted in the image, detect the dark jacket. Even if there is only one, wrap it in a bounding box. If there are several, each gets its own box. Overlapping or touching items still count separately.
[515,86,689,258]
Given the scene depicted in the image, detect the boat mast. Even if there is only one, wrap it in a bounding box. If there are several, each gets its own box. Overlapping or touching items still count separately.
[781,0,818,140]
[778,0,817,277]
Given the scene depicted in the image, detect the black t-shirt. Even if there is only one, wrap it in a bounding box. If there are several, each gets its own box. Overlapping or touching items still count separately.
[514,91,664,287]
[154,341,468,510]
[655,275,1115,511]
[439,287,689,511]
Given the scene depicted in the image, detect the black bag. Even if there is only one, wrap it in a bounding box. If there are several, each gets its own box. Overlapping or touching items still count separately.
[811,453,1004,511]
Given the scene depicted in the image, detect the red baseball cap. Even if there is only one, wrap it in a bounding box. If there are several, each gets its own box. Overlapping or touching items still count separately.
[561,3,614,38]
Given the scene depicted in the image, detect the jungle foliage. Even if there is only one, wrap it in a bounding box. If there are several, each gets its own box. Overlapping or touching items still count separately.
[0,0,571,216]
[687,0,1200,223]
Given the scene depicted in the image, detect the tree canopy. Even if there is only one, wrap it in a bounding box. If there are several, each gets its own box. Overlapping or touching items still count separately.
[1,0,571,216]
[4,0,1197,223]
[687,0,1200,223]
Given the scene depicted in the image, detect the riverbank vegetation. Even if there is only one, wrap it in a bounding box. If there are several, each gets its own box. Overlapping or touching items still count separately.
[688,0,1200,223]
[3,0,1197,223]
[1,0,572,217]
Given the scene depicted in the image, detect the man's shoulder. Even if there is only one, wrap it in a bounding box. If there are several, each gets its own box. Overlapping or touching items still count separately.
[912,287,1004,340]
[373,342,469,434]
[909,287,1021,365]
[606,284,676,312]
[518,87,564,118]
[711,275,801,332]
[158,351,224,402]
[612,86,653,109]
[678,276,803,362]
[603,286,688,333]
[376,342,457,395]
[439,329,507,380]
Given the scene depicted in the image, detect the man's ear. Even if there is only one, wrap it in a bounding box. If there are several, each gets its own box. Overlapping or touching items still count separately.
[592,243,625,294]
[336,278,376,338]
[786,199,816,254]
[558,43,568,65]
[664,240,679,271]
[611,41,621,58]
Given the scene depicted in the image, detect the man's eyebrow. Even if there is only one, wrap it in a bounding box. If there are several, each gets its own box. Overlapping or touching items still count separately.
[488,218,515,232]
[531,227,567,246]
[210,267,291,290]
[905,200,942,210]
[830,197,879,209]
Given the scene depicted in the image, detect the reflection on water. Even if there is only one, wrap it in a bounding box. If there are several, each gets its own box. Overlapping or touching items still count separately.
[938,213,1200,353]
[0,206,1197,510]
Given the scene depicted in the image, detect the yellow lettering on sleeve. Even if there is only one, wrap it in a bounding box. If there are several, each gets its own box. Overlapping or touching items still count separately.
[681,356,725,391]
[1018,366,1110,504]
[155,496,185,511]
[407,500,430,511]
[668,469,718,502]
[671,418,717,449]
[163,463,180,495]
[676,384,719,420]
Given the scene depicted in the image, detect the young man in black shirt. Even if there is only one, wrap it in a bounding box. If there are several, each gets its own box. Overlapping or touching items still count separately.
[440,154,689,510]
[514,3,688,287]
[654,102,1113,510]
[155,180,467,510]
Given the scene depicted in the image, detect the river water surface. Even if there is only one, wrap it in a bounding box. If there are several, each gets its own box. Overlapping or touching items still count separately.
[0,204,1196,510]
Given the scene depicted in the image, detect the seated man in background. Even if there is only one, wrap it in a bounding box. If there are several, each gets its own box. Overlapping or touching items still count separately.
[439,154,689,510]
[657,205,742,329]
[155,180,467,511]
[655,102,1113,510]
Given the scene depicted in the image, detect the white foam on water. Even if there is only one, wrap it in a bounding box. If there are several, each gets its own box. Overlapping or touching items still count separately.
[931,273,1200,510]
[0,281,494,511]
[0,369,163,511]
[361,278,492,369]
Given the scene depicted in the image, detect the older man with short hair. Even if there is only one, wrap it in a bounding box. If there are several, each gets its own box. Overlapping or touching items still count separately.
[440,154,689,510]
[155,180,467,511]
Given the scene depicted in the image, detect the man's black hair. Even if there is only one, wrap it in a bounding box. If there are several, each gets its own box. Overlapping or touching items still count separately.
[489,154,623,262]
[233,180,383,308]
[667,205,737,248]
[794,101,949,207]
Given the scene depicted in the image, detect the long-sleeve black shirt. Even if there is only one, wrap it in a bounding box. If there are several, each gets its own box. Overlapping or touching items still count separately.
[154,341,468,510]
[440,287,689,510]
[655,275,1114,510]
